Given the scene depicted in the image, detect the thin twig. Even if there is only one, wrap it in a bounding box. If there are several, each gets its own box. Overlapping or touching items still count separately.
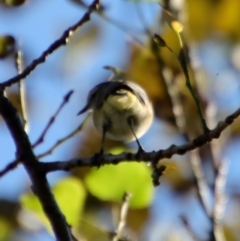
[206,103,222,172]
[0,159,20,178]
[154,33,209,133]
[15,50,29,132]
[37,113,91,159]
[190,149,212,216]
[32,90,74,148]
[213,159,229,241]
[134,3,151,36]
[72,0,144,35]
[1,0,101,88]
[0,89,75,177]
[163,68,212,217]
[39,107,240,173]
[158,7,209,132]
[163,68,186,133]
[113,193,132,241]
[178,45,209,133]
[206,103,228,241]
[180,215,201,241]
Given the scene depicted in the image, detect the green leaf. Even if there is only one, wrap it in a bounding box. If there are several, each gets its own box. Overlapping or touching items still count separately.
[20,177,86,230]
[85,148,154,208]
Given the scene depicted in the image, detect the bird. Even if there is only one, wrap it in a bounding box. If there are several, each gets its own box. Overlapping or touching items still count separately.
[77,80,153,153]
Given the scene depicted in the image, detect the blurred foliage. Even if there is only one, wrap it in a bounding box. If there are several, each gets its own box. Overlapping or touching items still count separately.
[0,0,26,6]
[0,200,19,241]
[212,0,240,39]
[223,225,237,241]
[0,35,15,58]
[0,217,12,241]
[160,160,193,191]
[185,0,240,40]
[1,0,240,240]
[85,148,154,208]
[20,177,86,231]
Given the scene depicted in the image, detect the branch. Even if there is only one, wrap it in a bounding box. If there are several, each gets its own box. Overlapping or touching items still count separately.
[0,90,74,178]
[178,47,209,133]
[0,159,20,178]
[32,90,74,148]
[0,0,101,88]
[0,92,73,240]
[161,52,213,233]
[40,107,240,173]
[113,193,132,241]
[180,215,201,241]
[15,50,29,132]
[153,33,209,133]
[213,159,229,241]
[37,113,91,159]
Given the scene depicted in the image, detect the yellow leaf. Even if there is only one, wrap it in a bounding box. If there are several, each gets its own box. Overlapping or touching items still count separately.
[85,148,154,208]
[20,177,86,231]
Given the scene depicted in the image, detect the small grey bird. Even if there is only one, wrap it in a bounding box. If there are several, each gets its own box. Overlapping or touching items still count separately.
[77,80,153,152]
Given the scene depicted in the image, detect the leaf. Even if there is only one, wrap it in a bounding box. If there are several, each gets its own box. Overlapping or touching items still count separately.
[4,0,27,6]
[85,148,154,208]
[153,34,166,47]
[0,218,12,241]
[0,35,15,58]
[20,177,86,231]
